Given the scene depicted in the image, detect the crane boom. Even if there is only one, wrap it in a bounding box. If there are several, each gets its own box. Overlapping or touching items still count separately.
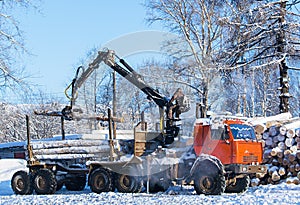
[66,50,168,109]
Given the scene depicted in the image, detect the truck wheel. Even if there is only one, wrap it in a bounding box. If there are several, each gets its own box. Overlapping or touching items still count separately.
[65,175,86,191]
[194,172,225,195]
[115,174,136,193]
[33,168,57,195]
[225,175,250,193]
[89,168,112,193]
[11,170,33,195]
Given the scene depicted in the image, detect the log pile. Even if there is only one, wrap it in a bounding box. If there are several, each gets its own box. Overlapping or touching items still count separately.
[28,138,112,162]
[250,113,300,186]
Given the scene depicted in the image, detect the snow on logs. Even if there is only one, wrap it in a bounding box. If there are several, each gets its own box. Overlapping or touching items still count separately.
[30,139,111,161]
[250,113,300,186]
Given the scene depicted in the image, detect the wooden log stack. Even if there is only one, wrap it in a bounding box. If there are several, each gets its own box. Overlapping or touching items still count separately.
[28,138,112,163]
[250,113,300,186]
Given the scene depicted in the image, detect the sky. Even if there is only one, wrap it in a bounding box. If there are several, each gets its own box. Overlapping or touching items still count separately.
[12,0,167,102]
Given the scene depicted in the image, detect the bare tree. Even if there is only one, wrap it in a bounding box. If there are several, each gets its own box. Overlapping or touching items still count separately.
[145,0,226,117]
[220,0,300,115]
[0,0,38,93]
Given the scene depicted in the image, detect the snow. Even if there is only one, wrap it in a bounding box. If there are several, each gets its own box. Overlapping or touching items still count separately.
[1,159,300,204]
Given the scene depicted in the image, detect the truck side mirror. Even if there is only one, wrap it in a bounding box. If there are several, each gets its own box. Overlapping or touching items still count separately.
[223,126,230,143]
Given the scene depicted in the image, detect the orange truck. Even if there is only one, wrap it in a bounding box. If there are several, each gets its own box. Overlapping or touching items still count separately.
[185,116,266,194]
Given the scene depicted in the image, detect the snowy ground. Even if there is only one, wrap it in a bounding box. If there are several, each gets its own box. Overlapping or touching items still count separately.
[0,159,299,205]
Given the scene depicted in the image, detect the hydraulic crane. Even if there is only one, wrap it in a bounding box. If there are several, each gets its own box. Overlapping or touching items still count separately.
[63,49,188,145]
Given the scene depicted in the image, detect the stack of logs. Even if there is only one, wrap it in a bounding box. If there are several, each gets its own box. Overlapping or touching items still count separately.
[250,113,300,186]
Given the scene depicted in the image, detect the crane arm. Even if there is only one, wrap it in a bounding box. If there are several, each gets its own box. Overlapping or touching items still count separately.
[66,49,168,109]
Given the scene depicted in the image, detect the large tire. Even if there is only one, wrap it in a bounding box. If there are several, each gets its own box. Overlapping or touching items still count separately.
[11,170,33,195]
[89,168,112,193]
[193,156,225,195]
[194,172,225,195]
[33,168,57,195]
[115,174,136,193]
[65,174,86,191]
[225,175,250,193]
[148,171,171,193]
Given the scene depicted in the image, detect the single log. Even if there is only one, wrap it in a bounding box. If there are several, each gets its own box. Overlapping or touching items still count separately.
[286,129,295,138]
[269,126,279,137]
[32,145,110,155]
[284,149,292,156]
[271,170,281,182]
[279,126,287,136]
[265,138,273,147]
[290,165,296,173]
[277,150,284,158]
[262,132,270,140]
[273,135,279,143]
[288,153,296,162]
[31,139,109,149]
[255,124,267,135]
[277,142,286,150]
[285,138,294,148]
[282,157,289,166]
[278,167,286,176]
[277,135,286,142]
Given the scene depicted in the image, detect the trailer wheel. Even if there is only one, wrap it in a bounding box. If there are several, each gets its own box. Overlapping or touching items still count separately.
[148,171,171,193]
[133,177,144,193]
[115,174,136,193]
[65,175,86,191]
[33,168,57,195]
[11,170,33,195]
[225,175,250,193]
[89,168,112,193]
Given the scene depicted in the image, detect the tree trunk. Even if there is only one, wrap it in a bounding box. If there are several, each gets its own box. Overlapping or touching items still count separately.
[277,1,290,113]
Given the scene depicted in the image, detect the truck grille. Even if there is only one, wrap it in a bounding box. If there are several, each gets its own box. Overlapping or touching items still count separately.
[243,155,258,163]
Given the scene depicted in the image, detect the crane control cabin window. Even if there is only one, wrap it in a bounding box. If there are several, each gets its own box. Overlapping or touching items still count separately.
[229,124,256,140]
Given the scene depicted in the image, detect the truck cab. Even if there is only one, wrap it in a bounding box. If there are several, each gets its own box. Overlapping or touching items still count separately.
[192,116,266,193]
[193,117,263,165]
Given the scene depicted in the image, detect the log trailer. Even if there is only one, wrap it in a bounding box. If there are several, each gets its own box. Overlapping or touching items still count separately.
[11,49,266,195]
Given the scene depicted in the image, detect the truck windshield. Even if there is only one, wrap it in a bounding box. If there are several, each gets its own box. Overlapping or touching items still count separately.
[229,124,256,140]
